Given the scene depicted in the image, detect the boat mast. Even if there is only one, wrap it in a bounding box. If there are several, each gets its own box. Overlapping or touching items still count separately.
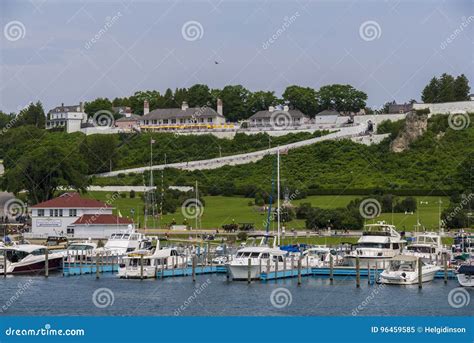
[195,180,199,231]
[277,147,281,246]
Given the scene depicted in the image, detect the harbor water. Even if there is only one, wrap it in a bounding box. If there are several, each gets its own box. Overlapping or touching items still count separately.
[0,273,472,316]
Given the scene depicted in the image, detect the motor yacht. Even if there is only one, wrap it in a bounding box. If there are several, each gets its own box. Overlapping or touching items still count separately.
[0,244,63,274]
[379,255,440,285]
[302,246,343,267]
[403,232,450,264]
[344,222,405,268]
[96,229,152,256]
[118,247,186,279]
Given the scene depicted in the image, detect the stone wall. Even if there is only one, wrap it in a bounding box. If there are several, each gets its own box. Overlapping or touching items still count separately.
[413,101,474,114]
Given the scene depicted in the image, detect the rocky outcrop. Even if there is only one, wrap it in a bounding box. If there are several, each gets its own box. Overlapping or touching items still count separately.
[390,112,428,153]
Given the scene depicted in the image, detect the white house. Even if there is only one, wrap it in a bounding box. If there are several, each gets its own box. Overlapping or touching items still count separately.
[30,192,133,239]
[46,103,88,133]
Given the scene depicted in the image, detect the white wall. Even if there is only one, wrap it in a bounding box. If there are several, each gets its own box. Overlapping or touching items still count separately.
[413,101,474,114]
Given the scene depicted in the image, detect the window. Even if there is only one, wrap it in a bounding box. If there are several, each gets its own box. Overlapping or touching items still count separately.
[171,119,176,124]
[152,120,157,125]
[31,248,46,256]
[163,119,168,124]
[54,209,58,217]
[199,118,204,123]
[69,209,77,217]
[67,228,74,235]
[179,119,184,124]
[49,209,54,217]
[37,209,44,217]
[58,209,63,217]
[207,118,213,123]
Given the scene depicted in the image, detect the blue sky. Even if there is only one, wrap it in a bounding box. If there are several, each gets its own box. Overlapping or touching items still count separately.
[0,0,472,113]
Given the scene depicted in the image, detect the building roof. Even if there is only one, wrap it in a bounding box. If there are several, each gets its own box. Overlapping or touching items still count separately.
[31,193,111,209]
[116,114,141,122]
[73,214,133,225]
[142,107,224,121]
[249,109,308,120]
[315,110,340,116]
[49,105,82,114]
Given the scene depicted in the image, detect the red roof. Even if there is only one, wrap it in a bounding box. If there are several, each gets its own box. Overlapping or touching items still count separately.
[73,214,133,225]
[31,192,111,209]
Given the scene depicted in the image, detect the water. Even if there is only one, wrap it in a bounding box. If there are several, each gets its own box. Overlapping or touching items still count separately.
[0,273,472,316]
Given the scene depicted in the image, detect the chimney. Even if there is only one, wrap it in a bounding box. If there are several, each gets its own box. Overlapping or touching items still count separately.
[79,101,84,112]
[217,98,223,116]
[181,101,189,111]
[143,100,149,115]
[283,105,289,112]
[269,106,275,112]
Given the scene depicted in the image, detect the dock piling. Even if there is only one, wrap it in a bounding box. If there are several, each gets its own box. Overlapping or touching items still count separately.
[329,255,334,283]
[274,258,278,283]
[418,257,422,289]
[355,257,360,288]
[45,248,49,278]
[247,258,251,284]
[96,253,100,279]
[443,254,448,284]
[297,258,302,286]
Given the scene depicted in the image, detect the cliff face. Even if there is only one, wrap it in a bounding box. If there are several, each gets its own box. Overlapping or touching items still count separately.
[390,112,428,153]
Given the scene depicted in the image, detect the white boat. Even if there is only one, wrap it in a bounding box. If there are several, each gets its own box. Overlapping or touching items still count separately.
[456,262,474,287]
[118,247,186,279]
[403,232,450,264]
[302,246,343,267]
[345,221,406,268]
[227,234,288,280]
[96,229,152,256]
[63,240,98,262]
[379,255,440,285]
[0,244,63,274]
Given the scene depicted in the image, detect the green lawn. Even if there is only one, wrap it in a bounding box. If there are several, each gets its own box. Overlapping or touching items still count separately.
[85,192,450,231]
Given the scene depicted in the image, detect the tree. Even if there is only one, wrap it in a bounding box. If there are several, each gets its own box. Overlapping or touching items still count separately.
[80,134,118,174]
[84,98,113,118]
[215,85,250,121]
[316,84,367,113]
[16,102,46,128]
[187,84,213,107]
[453,74,470,101]
[162,88,177,108]
[282,85,318,116]
[437,73,455,102]
[421,77,440,103]
[246,91,278,115]
[3,144,89,204]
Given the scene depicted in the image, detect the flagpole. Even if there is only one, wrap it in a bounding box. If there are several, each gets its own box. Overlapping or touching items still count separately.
[277,146,280,247]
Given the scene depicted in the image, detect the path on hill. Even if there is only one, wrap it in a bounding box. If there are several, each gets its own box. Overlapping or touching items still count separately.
[94,125,388,177]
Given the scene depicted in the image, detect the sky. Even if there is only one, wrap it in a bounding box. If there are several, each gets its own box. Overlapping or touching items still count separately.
[0,0,473,114]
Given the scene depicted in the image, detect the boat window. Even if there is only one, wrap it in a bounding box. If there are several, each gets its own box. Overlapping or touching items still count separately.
[236,252,242,258]
[260,253,270,259]
[393,243,399,249]
[250,252,260,258]
[31,249,46,256]
[357,243,391,249]
[3,250,29,262]
[241,252,251,258]
[171,250,178,256]
[406,246,432,254]
[123,234,130,240]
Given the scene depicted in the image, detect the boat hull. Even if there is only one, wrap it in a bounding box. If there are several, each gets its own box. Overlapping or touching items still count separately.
[0,257,63,275]
[344,256,393,268]
[457,274,474,287]
[228,264,262,280]
[379,268,439,285]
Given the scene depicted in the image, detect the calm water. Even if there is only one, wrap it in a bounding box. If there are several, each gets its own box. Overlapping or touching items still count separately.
[0,273,472,316]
